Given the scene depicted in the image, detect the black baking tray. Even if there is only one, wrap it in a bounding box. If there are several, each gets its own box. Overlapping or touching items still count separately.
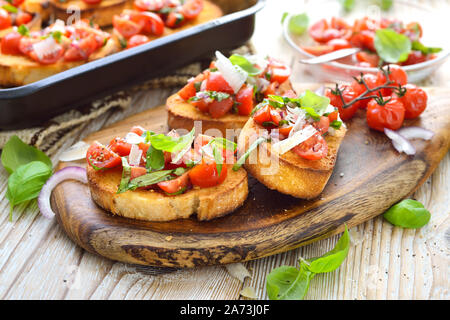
[0,0,265,129]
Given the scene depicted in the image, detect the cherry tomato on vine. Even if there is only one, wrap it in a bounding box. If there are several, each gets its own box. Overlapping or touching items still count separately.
[393,84,427,119]
[326,86,360,120]
[366,97,405,132]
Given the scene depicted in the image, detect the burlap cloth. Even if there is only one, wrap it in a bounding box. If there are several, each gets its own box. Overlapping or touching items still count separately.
[0,43,255,156]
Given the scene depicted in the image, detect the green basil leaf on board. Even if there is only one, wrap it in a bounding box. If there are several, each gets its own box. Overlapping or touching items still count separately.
[374,28,411,63]
[304,225,350,273]
[6,161,52,221]
[411,41,442,55]
[1,135,52,174]
[266,264,313,300]
[266,225,349,300]
[288,13,309,35]
[229,54,262,76]
[383,199,431,229]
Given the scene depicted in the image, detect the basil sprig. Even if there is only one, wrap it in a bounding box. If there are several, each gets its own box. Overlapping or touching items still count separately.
[374,28,412,63]
[1,136,53,221]
[147,128,195,153]
[383,199,431,229]
[229,54,262,76]
[233,136,266,171]
[266,225,349,300]
[411,41,442,55]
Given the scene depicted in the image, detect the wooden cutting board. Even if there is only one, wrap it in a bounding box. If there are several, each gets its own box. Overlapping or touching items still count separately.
[52,85,450,268]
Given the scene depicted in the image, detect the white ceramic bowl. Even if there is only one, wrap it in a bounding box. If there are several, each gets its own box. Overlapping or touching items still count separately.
[283,0,450,83]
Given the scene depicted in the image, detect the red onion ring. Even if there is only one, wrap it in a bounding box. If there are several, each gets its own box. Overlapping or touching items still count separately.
[384,128,416,155]
[397,126,434,140]
[38,166,87,219]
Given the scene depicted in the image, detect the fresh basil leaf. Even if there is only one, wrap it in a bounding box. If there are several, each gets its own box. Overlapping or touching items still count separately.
[340,0,355,12]
[51,31,62,42]
[411,41,442,55]
[374,28,411,63]
[330,120,342,129]
[193,81,202,92]
[146,145,165,171]
[298,90,330,119]
[233,137,266,171]
[266,264,313,300]
[304,225,350,274]
[6,161,52,220]
[288,13,309,35]
[18,24,30,36]
[383,199,431,229]
[229,54,262,76]
[2,4,18,13]
[212,144,223,176]
[210,137,237,151]
[117,157,132,194]
[148,128,195,153]
[173,167,187,176]
[119,37,127,49]
[126,170,173,190]
[1,135,52,174]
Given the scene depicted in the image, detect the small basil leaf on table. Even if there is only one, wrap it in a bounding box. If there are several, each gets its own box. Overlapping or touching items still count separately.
[6,161,52,220]
[374,28,411,63]
[383,199,431,229]
[266,264,313,300]
[1,135,52,173]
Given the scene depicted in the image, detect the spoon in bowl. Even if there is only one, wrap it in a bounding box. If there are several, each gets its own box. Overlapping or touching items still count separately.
[299,48,361,64]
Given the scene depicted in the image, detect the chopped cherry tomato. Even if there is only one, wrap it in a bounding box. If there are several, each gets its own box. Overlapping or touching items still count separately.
[133,0,165,11]
[269,108,281,126]
[193,134,234,163]
[129,11,164,36]
[130,166,147,180]
[208,97,234,118]
[178,73,205,100]
[189,159,227,188]
[355,51,379,67]
[11,0,25,6]
[0,8,12,30]
[64,33,99,61]
[309,19,329,43]
[264,82,279,97]
[350,30,375,51]
[366,97,405,132]
[157,172,190,194]
[82,0,102,4]
[326,86,360,120]
[190,98,209,113]
[28,41,64,65]
[267,58,291,83]
[165,11,185,28]
[393,84,427,119]
[109,137,132,156]
[15,12,33,26]
[180,0,203,19]
[235,85,254,116]
[113,15,142,38]
[327,110,339,122]
[302,45,334,56]
[252,103,272,125]
[130,125,145,136]
[1,31,22,55]
[313,116,330,134]
[402,51,427,66]
[331,17,350,30]
[278,126,292,137]
[293,132,328,161]
[327,38,351,51]
[127,34,150,48]
[86,142,122,169]
[321,28,342,42]
[205,72,234,94]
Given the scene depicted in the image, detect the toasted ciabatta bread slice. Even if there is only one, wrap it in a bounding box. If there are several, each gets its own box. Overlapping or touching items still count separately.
[167,80,295,136]
[237,118,346,199]
[0,37,119,87]
[20,0,51,21]
[49,0,133,27]
[87,164,248,222]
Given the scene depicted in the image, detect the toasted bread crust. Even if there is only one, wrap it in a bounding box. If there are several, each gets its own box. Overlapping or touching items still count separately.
[0,38,119,87]
[167,80,295,136]
[87,164,248,221]
[20,0,51,21]
[49,0,133,27]
[237,118,346,199]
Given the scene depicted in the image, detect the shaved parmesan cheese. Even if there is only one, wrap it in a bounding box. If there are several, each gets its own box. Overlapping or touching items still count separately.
[271,125,317,155]
[59,141,90,162]
[240,286,258,299]
[171,133,195,164]
[124,132,145,145]
[286,106,307,137]
[50,19,66,34]
[128,144,142,166]
[215,51,247,93]
[225,263,251,282]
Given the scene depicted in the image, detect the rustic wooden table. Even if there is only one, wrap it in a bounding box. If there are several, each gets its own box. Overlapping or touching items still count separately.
[0,0,448,300]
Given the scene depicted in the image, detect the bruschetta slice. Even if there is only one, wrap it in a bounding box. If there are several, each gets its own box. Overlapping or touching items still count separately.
[0,19,119,86]
[49,0,133,27]
[0,1,42,38]
[20,0,51,21]
[235,90,347,199]
[167,51,296,136]
[86,126,248,221]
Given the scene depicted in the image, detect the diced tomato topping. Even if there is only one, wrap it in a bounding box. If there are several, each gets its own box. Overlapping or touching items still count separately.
[157,172,190,194]
[1,31,22,55]
[205,72,234,94]
[208,97,234,118]
[130,166,147,180]
[235,85,254,116]
[109,138,132,156]
[86,142,122,169]
[189,159,227,188]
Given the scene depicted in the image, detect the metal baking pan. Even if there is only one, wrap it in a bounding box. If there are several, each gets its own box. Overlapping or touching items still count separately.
[0,0,265,129]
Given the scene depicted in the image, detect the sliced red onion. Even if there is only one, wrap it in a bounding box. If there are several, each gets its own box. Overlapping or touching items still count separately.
[397,126,434,140]
[384,128,416,155]
[128,144,142,166]
[38,166,87,219]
